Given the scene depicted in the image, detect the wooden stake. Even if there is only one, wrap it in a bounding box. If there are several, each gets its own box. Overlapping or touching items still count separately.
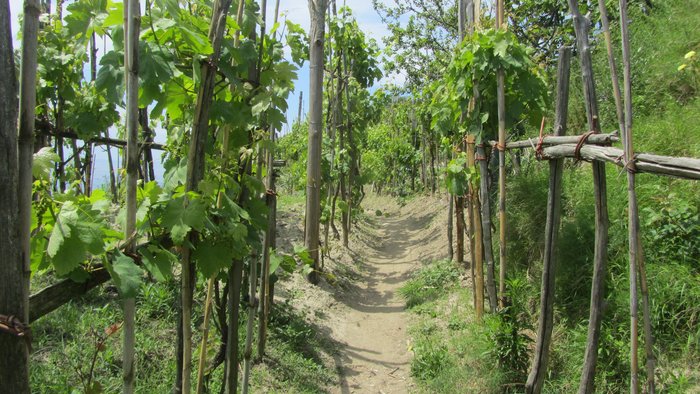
[467,136,484,319]
[181,0,235,390]
[304,0,327,283]
[0,0,30,388]
[496,0,507,309]
[567,2,611,393]
[526,46,572,394]
[195,3,244,390]
[122,0,140,390]
[618,1,652,391]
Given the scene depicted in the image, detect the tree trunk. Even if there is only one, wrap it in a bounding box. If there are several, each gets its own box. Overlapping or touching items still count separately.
[0,0,30,390]
[526,46,572,394]
[304,0,327,284]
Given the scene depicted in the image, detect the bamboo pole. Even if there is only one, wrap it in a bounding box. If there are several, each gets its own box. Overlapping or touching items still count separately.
[526,46,572,394]
[566,2,611,393]
[477,144,497,313]
[496,0,507,309]
[122,0,140,390]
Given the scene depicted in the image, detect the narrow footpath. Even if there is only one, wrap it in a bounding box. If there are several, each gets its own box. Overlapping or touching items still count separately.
[329,196,447,394]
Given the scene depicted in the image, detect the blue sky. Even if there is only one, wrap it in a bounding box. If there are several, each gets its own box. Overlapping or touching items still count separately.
[7,0,404,186]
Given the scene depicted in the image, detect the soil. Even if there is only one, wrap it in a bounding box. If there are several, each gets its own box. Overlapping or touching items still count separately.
[275,193,450,393]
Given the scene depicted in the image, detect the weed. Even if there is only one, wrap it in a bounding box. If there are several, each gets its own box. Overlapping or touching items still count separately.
[399,259,459,308]
[410,338,450,381]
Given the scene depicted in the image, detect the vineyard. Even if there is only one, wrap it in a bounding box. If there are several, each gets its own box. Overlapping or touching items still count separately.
[0,0,699,393]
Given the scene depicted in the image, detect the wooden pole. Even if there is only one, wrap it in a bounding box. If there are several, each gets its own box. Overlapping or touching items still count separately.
[491,133,619,149]
[467,136,484,319]
[242,0,268,390]
[256,0,281,363]
[122,0,140,390]
[17,0,41,342]
[0,0,30,389]
[196,113,237,393]
[540,145,700,180]
[496,0,507,309]
[618,1,653,391]
[567,2,611,393]
[181,0,235,390]
[304,0,327,284]
[525,46,572,394]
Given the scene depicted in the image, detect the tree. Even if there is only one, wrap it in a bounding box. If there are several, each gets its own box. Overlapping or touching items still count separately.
[373,0,458,90]
[305,0,327,284]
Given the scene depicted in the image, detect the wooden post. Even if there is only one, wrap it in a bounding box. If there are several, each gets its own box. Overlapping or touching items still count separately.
[525,46,572,394]
[618,1,653,391]
[256,0,281,363]
[456,194,465,265]
[567,2,611,393]
[477,144,497,313]
[305,0,327,283]
[0,0,30,389]
[17,0,41,340]
[496,0,507,309]
[122,0,140,391]
[242,1,268,391]
[467,136,484,319]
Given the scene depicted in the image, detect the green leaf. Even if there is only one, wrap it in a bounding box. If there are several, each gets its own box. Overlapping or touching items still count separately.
[140,245,175,282]
[193,240,234,278]
[107,252,144,299]
[33,147,60,181]
[162,195,207,244]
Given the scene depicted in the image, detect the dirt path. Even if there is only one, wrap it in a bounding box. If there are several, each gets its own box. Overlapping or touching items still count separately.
[329,197,447,394]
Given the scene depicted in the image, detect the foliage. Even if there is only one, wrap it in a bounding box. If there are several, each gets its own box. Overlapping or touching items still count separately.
[483,278,532,385]
[429,29,548,142]
[444,153,477,196]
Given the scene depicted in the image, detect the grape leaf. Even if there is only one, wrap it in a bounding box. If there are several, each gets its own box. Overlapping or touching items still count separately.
[140,245,175,282]
[107,252,144,299]
[162,195,207,244]
[193,240,234,278]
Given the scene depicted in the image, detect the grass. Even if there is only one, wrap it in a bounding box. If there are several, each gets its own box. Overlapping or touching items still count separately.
[399,260,512,393]
[29,275,337,393]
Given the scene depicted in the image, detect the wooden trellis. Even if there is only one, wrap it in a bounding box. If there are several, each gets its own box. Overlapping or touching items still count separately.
[476,1,700,393]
